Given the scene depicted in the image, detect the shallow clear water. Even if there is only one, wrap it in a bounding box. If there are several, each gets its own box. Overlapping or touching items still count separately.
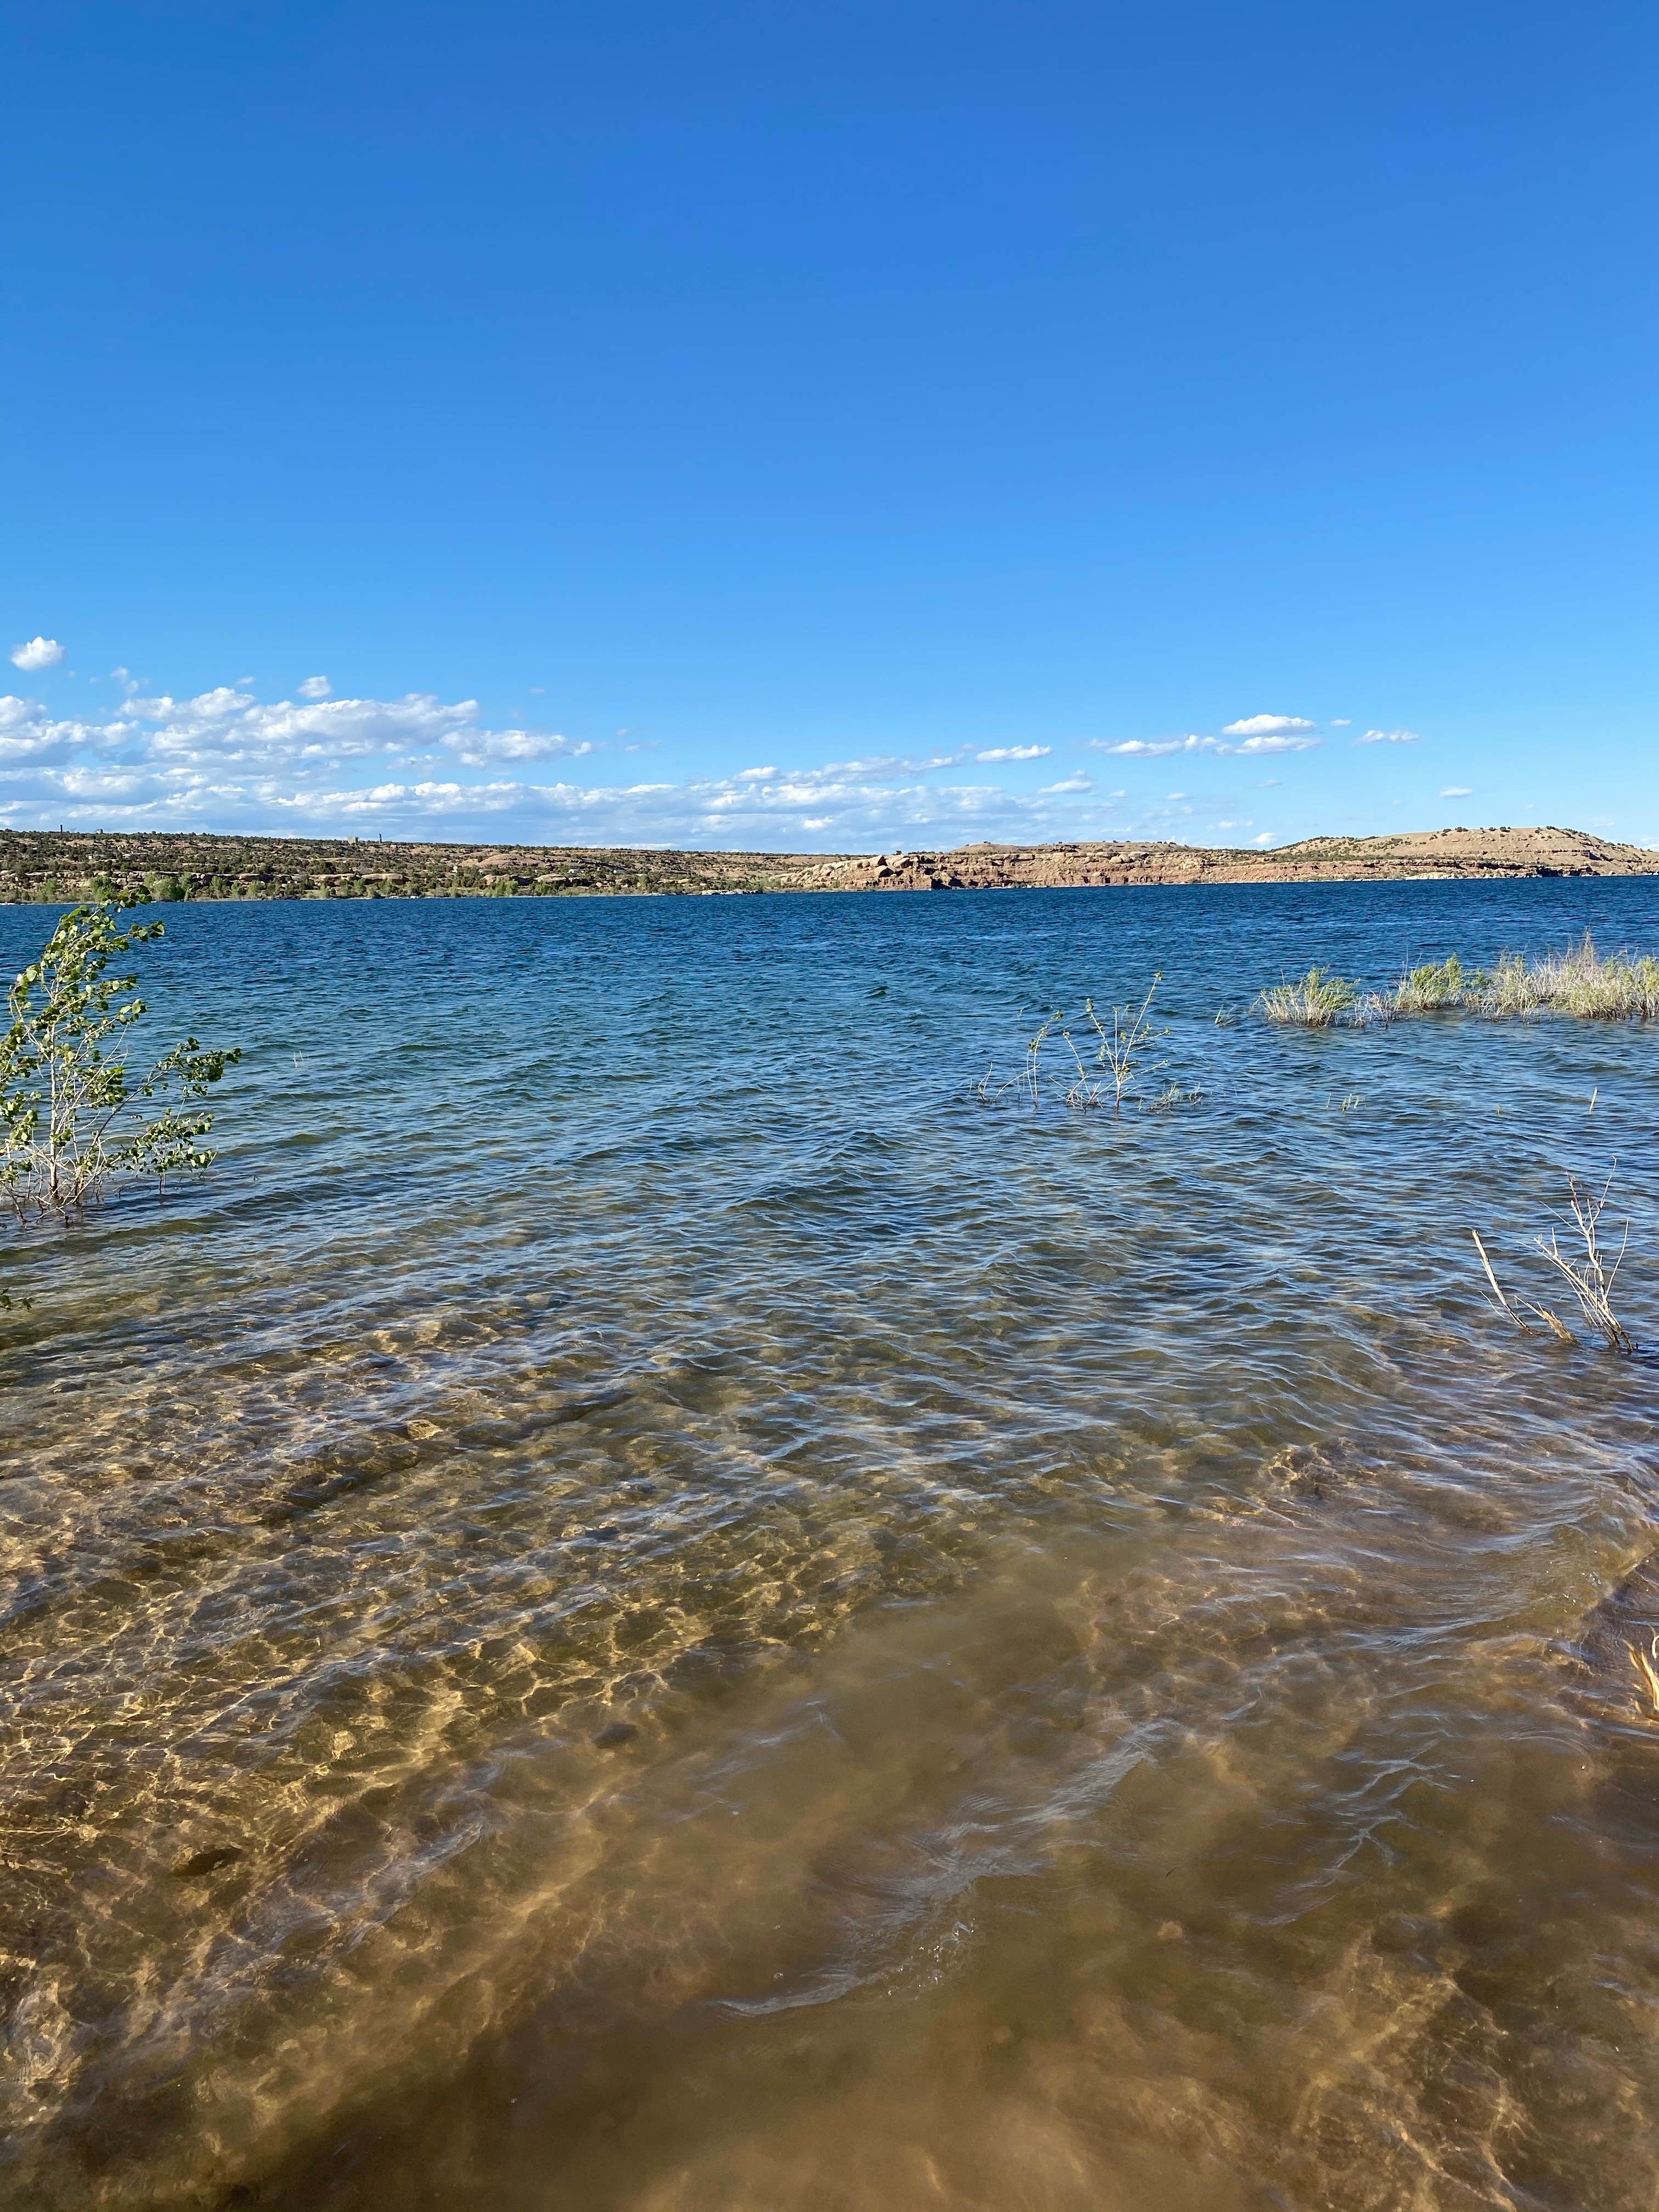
[4,881,1659,2211]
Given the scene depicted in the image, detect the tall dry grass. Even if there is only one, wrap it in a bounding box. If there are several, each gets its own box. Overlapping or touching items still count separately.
[1264,934,1659,1027]
[1479,936,1659,1021]
[1256,968,1357,1027]
[1393,954,1468,1013]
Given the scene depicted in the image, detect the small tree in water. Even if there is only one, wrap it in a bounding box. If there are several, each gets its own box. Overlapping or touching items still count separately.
[1,898,240,1218]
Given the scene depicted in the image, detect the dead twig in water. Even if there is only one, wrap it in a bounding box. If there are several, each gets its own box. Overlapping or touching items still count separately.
[1534,1170,1635,1355]
[1469,1228,1576,1344]
[1471,1169,1636,1353]
[1471,1229,1532,1334]
[1628,1633,1659,1718]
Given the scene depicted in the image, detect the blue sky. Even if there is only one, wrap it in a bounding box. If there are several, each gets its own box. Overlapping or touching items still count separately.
[4,0,1655,851]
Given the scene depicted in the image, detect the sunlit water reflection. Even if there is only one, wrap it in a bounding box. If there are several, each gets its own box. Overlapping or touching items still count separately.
[4,882,1659,2209]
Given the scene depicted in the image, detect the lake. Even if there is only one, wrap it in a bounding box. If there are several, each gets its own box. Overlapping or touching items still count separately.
[4,878,1659,2210]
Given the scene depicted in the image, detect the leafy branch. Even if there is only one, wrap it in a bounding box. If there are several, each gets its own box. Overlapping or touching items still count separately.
[2,896,240,1220]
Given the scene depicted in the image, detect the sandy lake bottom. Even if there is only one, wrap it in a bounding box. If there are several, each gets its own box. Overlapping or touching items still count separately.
[5,879,1659,2209]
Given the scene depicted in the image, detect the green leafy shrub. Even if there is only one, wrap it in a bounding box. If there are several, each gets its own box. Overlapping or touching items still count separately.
[1,898,240,1218]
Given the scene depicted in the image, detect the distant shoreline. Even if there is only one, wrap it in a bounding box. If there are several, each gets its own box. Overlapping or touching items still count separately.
[1,823,1654,905]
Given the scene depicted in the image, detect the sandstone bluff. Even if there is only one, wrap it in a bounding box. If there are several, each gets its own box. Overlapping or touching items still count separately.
[834,825,1659,890]
[0,823,1652,904]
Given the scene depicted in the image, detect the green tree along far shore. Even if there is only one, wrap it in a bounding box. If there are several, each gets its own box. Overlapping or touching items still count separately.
[2,896,239,1220]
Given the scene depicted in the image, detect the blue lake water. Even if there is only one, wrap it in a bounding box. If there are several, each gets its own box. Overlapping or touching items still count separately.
[4,878,1659,2210]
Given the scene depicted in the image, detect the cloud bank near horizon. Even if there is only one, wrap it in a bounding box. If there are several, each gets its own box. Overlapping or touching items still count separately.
[0,684,1133,847]
[0,670,1386,850]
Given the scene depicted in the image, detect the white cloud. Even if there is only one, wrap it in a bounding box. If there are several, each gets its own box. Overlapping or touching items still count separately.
[1355,727,1420,744]
[10,636,65,672]
[0,671,1184,849]
[297,674,334,700]
[1092,725,1319,758]
[1330,719,1351,729]
[116,686,483,770]
[1093,734,1221,758]
[1440,786,1472,797]
[1221,714,1316,739]
[1252,831,1277,847]
[445,730,596,767]
[975,744,1050,762]
[791,750,964,776]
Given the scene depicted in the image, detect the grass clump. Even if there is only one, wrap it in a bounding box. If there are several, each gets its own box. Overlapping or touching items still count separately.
[1394,953,1467,1012]
[1263,934,1659,1027]
[1256,968,1356,1027]
[1480,936,1659,1021]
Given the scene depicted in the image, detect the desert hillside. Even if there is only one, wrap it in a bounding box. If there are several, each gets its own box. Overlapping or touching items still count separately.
[0,823,1652,904]
[833,825,1659,890]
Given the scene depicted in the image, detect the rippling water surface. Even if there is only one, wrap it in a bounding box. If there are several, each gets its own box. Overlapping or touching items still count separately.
[5,881,1659,2210]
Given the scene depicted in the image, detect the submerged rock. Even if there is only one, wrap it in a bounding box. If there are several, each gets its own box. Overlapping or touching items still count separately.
[170,1844,245,1879]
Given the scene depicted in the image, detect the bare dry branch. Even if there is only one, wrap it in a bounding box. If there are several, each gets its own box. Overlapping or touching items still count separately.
[1470,1229,1534,1335]
[1629,1633,1659,1718]
[1533,1170,1635,1355]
